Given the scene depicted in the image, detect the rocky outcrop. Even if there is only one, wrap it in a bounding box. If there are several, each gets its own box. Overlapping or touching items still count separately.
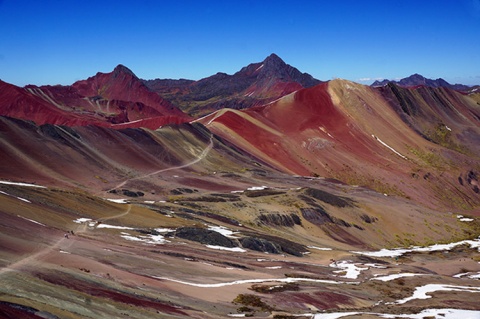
[240,235,306,257]
[301,207,351,228]
[257,213,301,227]
[240,237,282,254]
[108,189,144,197]
[303,188,355,208]
[172,227,238,248]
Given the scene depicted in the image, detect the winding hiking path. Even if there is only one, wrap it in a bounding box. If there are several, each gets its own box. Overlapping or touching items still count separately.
[109,135,214,192]
[1,133,213,278]
[0,204,132,277]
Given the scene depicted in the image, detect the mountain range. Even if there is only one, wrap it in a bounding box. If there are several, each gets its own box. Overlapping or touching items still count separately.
[1,54,480,318]
[371,73,478,92]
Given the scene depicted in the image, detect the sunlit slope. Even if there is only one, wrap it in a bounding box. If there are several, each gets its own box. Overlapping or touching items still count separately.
[0,117,255,192]
[200,81,480,210]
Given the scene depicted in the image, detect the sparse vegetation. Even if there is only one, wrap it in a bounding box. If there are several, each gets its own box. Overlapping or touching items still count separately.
[233,294,274,312]
[249,283,299,294]
[408,146,446,169]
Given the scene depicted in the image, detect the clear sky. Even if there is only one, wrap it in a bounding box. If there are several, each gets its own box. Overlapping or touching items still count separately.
[1,0,479,86]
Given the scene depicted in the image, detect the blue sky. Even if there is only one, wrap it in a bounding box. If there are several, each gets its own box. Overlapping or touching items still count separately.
[1,0,479,86]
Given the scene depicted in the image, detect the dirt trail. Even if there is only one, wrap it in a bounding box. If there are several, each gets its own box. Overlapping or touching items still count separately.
[0,204,131,277]
[109,135,213,192]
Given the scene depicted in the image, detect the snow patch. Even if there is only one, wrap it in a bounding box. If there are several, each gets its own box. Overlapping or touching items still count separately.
[354,236,480,258]
[394,284,480,304]
[208,225,239,238]
[457,215,474,222]
[73,218,93,224]
[152,276,348,288]
[313,309,480,319]
[255,64,264,72]
[319,126,334,138]
[371,273,425,282]
[247,186,268,191]
[330,260,368,279]
[120,232,169,244]
[0,180,46,188]
[96,224,135,230]
[105,198,129,204]
[0,190,31,203]
[205,245,246,252]
[308,246,333,251]
[17,215,45,226]
[372,135,407,160]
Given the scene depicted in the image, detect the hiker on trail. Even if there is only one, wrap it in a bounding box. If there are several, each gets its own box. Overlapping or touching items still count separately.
[64,233,69,239]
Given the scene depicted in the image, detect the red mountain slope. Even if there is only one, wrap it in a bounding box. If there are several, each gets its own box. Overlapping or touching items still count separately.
[198,80,480,209]
[0,80,103,126]
[0,66,191,129]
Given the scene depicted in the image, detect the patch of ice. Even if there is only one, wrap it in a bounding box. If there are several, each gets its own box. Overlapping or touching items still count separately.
[205,245,246,252]
[371,273,425,282]
[144,200,155,204]
[0,180,46,188]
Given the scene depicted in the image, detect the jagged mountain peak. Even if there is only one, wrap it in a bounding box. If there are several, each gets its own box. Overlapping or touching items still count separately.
[112,64,137,78]
[263,53,286,66]
[251,53,321,87]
